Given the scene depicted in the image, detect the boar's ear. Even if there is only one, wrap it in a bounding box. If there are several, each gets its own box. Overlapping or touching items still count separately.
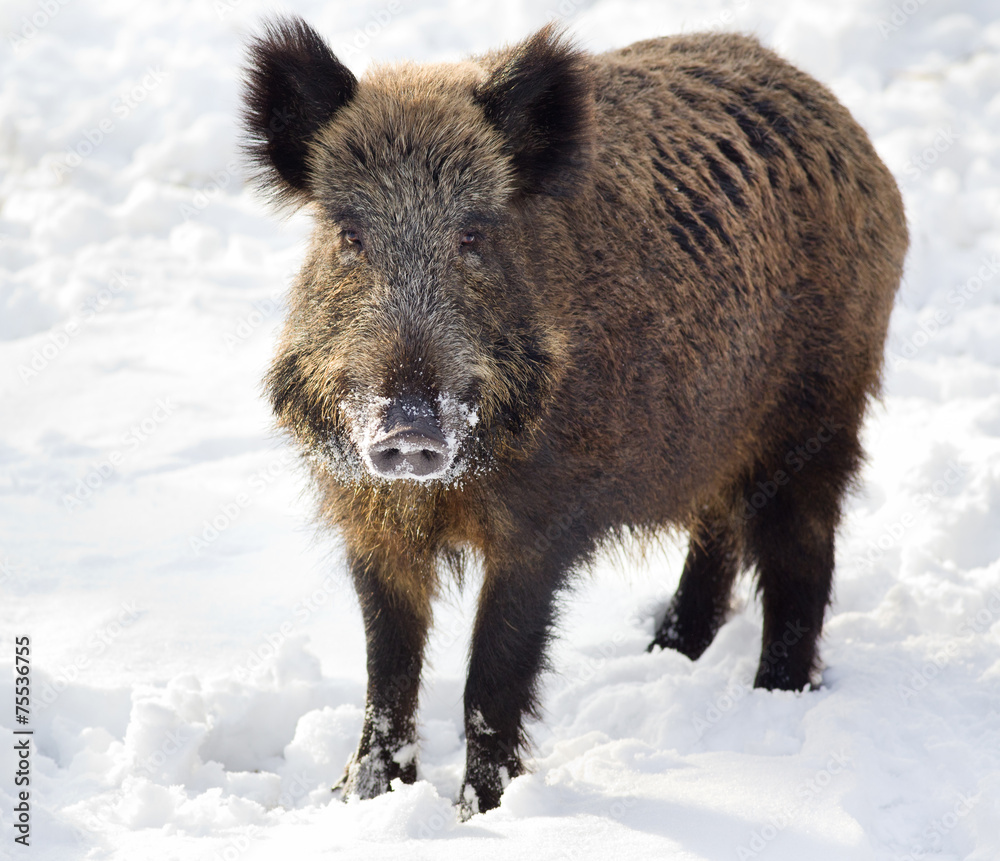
[241,16,357,207]
[474,25,594,197]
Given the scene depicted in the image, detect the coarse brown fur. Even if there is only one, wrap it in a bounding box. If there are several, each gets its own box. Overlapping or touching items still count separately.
[241,19,907,816]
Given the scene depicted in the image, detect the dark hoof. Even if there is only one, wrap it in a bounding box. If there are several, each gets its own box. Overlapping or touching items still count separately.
[648,600,715,661]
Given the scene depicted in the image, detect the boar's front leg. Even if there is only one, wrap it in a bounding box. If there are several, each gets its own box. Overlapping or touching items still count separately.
[460,533,580,816]
[337,553,430,799]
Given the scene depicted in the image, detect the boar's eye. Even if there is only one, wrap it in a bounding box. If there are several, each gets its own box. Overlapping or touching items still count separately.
[343,228,362,249]
[459,231,479,249]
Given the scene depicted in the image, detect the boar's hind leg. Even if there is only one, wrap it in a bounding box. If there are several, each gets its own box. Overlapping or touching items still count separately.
[745,423,860,691]
[336,554,430,799]
[648,518,741,659]
[460,553,574,816]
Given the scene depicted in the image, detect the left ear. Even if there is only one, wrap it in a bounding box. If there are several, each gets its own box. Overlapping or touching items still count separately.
[474,25,595,197]
[241,16,358,208]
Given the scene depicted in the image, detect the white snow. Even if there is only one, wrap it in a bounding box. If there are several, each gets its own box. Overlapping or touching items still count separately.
[341,392,394,479]
[2,0,1000,859]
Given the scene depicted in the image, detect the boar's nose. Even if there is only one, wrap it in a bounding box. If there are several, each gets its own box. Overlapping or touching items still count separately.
[367,398,451,480]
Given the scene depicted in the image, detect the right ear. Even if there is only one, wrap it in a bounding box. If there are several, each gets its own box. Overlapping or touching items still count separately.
[241,16,357,207]
[474,25,594,197]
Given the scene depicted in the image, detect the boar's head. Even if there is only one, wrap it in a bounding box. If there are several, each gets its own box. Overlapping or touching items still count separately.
[242,19,594,485]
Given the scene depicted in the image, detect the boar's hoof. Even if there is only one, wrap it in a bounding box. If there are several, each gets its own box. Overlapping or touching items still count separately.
[648,598,720,661]
[333,749,417,801]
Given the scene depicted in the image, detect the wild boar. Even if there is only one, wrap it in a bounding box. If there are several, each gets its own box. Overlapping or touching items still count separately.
[241,18,907,815]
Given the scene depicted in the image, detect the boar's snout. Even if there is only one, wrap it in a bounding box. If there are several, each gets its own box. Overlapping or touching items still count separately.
[366,397,451,480]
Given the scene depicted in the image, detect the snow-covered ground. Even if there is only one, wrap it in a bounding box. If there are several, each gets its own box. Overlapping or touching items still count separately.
[2,0,999,858]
